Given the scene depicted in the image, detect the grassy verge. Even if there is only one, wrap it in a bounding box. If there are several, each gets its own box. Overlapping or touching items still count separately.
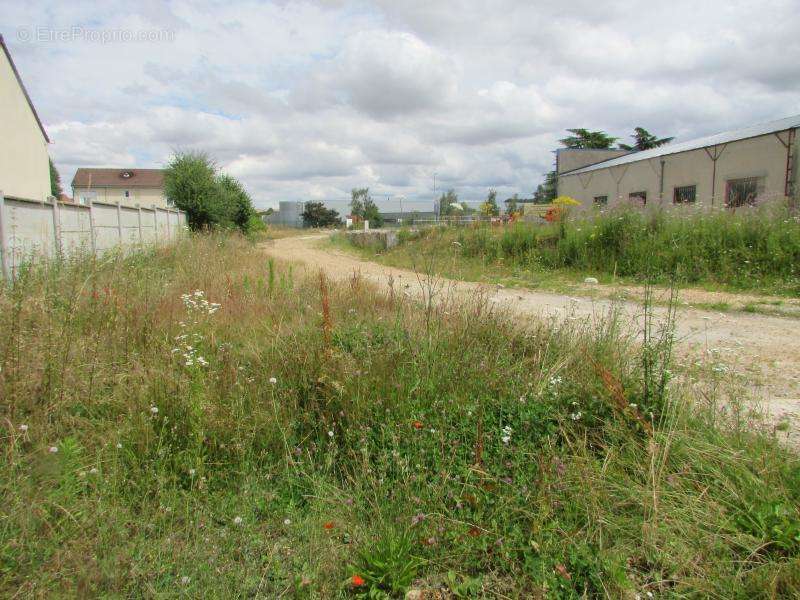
[2,235,799,598]
[334,204,800,299]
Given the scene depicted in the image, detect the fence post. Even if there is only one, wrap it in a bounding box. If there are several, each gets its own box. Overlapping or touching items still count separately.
[87,200,97,254]
[51,196,63,258]
[166,208,172,240]
[0,191,9,280]
[116,201,123,245]
[153,205,159,244]
[136,204,143,244]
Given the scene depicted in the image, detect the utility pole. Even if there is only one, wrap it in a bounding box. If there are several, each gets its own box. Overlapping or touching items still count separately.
[433,172,438,223]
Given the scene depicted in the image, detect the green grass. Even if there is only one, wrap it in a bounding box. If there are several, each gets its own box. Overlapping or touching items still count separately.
[346,204,800,297]
[2,235,799,597]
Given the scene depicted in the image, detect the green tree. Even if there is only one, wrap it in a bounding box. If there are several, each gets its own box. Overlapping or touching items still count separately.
[350,187,369,218]
[619,127,674,151]
[217,173,256,230]
[533,170,557,204]
[437,189,460,216]
[479,189,500,217]
[49,158,62,198]
[301,202,342,228]
[559,128,618,149]
[164,151,257,232]
[363,196,384,227]
[504,193,519,214]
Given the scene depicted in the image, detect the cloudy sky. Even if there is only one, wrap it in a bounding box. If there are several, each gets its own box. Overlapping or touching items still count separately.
[5,1,800,212]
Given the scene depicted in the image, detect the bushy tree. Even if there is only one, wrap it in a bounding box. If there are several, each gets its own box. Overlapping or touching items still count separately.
[164,151,258,233]
[533,170,558,204]
[49,158,62,198]
[302,202,342,228]
[350,187,369,218]
[504,193,519,214]
[479,189,500,217]
[437,189,461,216]
[560,129,618,149]
[619,127,674,151]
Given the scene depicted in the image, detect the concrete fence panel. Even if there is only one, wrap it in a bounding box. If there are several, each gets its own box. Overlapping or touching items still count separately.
[92,202,122,253]
[4,198,57,273]
[59,203,92,255]
[0,191,187,279]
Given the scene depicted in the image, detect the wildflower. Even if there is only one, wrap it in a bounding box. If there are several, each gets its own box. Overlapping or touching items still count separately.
[233,516,243,525]
[19,424,28,432]
[48,446,58,453]
[283,518,292,526]
[412,420,423,429]
[180,576,191,586]
[629,403,638,409]
[327,430,334,438]
[323,521,335,530]
[501,425,512,444]
[89,467,99,475]
[351,574,366,587]
[411,512,426,526]
[116,443,123,449]
[269,377,277,384]
[570,411,582,421]
[150,406,159,415]
[197,356,208,367]
[189,469,196,476]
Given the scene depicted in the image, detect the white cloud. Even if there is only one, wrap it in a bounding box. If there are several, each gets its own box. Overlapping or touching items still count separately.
[3,0,799,209]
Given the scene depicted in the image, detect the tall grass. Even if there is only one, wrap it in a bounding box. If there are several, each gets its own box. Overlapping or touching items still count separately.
[452,204,800,294]
[1,235,799,597]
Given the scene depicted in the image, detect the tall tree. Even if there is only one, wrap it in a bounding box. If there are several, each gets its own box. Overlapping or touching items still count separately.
[350,187,369,218]
[49,158,62,198]
[504,193,519,214]
[437,189,460,216]
[618,127,674,151]
[533,170,558,204]
[362,195,384,227]
[559,129,618,149]
[479,189,500,217]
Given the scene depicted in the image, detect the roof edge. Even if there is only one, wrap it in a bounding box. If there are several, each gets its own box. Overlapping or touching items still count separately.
[0,34,50,143]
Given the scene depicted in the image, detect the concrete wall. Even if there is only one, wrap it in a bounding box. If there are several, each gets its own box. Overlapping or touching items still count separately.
[556,149,629,174]
[73,186,172,209]
[0,45,50,202]
[265,201,305,227]
[559,129,797,208]
[0,193,187,279]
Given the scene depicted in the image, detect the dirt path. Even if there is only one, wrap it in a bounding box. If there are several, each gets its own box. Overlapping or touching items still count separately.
[263,233,800,439]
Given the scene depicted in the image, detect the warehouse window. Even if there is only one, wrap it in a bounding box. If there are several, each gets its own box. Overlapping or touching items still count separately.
[629,191,647,205]
[593,195,608,206]
[673,185,696,204]
[726,177,763,208]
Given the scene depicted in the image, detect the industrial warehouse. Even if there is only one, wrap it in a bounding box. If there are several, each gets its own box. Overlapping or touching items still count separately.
[557,115,799,209]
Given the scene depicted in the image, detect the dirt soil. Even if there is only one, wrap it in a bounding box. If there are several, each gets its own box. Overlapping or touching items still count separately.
[263,234,800,443]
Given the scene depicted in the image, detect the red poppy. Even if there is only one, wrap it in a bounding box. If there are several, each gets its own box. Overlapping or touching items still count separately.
[351,574,365,587]
[412,420,423,429]
[323,521,335,530]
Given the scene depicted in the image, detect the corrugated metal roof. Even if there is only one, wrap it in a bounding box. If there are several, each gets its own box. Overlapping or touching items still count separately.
[561,114,800,176]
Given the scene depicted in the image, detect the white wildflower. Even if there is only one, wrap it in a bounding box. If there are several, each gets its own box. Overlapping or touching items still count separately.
[116,443,122,449]
[89,467,99,475]
[180,576,191,586]
[570,411,582,421]
[233,516,243,525]
[189,468,196,476]
[501,425,512,444]
[48,446,58,453]
[327,430,334,438]
[283,518,292,526]
[19,424,28,432]
[269,377,277,385]
[150,406,159,414]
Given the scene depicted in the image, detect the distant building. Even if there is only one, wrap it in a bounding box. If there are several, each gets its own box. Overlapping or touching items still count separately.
[263,201,305,227]
[380,210,436,224]
[0,34,51,202]
[558,115,799,209]
[72,168,171,209]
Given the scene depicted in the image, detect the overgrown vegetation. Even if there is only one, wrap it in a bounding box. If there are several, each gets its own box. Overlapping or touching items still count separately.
[164,151,263,233]
[2,235,799,597]
[364,204,800,295]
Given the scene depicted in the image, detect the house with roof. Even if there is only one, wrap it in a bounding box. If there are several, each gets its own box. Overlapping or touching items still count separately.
[0,34,51,202]
[72,168,173,209]
[558,115,799,209]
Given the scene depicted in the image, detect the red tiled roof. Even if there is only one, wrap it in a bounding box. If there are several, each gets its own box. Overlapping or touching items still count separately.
[71,168,165,189]
[0,34,50,143]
